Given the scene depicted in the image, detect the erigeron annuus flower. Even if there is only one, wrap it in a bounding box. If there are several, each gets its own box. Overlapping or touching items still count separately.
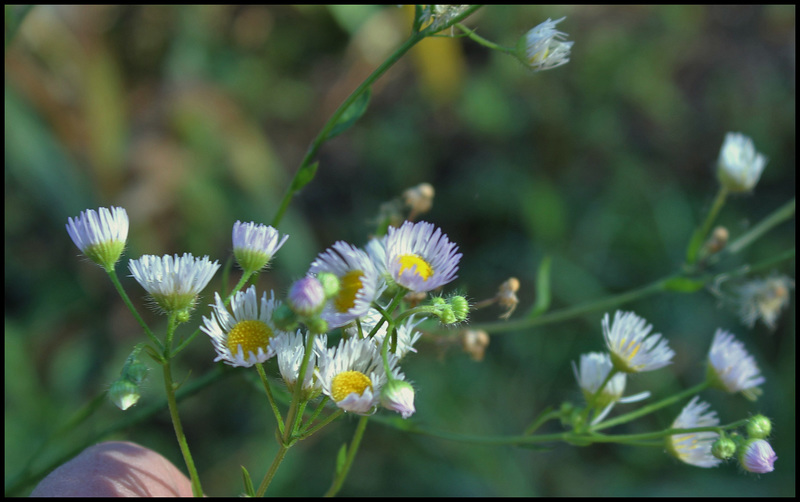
[740,439,777,473]
[385,221,461,293]
[706,329,765,400]
[572,352,650,425]
[274,331,327,399]
[129,253,220,313]
[737,275,794,330]
[716,132,768,193]
[201,286,285,367]
[602,311,674,373]
[517,17,574,72]
[316,336,402,415]
[232,220,288,273]
[666,396,722,468]
[66,206,129,270]
[308,241,384,328]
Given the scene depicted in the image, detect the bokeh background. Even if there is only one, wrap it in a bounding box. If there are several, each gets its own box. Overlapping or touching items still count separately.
[5,5,795,496]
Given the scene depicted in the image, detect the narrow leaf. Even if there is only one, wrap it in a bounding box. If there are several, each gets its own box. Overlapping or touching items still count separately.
[241,465,255,497]
[328,88,371,139]
[335,443,348,475]
[662,276,706,293]
[529,256,552,318]
[290,161,319,192]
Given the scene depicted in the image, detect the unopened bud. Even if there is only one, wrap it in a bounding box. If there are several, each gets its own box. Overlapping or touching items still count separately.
[712,436,737,460]
[380,379,416,419]
[109,379,141,411]
[746,414,772,439]
[317,272,340,299]
[449,295,469,322]
[288,276,326,317]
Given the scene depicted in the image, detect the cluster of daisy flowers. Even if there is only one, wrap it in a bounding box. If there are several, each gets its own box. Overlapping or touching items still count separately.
[572,310,776,473]
[66,205,464,421]
[200,219,462,419]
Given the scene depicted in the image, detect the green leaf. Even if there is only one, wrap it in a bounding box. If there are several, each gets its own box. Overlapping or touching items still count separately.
[328,88,371,139]
[529,256,552,318]
[662,276,706,293]
[335,443,348,475]
[290,161,319,192]
[241,465,255,497]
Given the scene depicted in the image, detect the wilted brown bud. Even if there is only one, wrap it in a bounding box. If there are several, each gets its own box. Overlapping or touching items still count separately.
[704,226,729,256]
[403,183,435,220]
[497,277,520,320]
[461,329,490,361]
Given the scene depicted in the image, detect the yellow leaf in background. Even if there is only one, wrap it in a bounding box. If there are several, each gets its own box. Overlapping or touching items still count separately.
[410,33,466,106]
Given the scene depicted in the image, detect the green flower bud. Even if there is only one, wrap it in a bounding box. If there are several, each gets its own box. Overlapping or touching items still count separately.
[712,436,737,460]
[317,272,341,299]
[746,414,772,439]
[449,295,469,322]
[109,379,141,411]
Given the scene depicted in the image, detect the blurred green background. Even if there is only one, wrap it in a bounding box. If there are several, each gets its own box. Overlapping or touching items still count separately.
[5,5,795,496]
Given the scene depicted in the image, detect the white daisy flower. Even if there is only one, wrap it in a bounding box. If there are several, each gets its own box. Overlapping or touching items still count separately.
[232,220,288,273]
[518,17,574,72]
[572,352,650,425]
[274,331,327,399]
[385,221,461,293]
[308,241,384,328]
[66,206,129,270]
[666,396,722,468]
[316,336,402,415]
[201,286,284,367]
[129,253,220,313]
[707,329,765,400]
[716,132,767,193]
[602,311,674,373]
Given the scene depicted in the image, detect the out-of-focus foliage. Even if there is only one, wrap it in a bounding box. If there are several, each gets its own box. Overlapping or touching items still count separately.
[5,5,794,496]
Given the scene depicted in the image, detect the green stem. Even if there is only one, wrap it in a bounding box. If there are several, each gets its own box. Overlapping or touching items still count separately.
[256,443,290,497]
[324,415,370,497]
[473,275,673,335]
[107,268,162,351]
[257,363,285,435]
[591,381,710,432]
[162,313,203,496]
[721,197,795,258]
[456,22,515,55]
[687,186,729,265]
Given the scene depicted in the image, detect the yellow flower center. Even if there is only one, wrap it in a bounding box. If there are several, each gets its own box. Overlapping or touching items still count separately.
[397,254,433,281]
[331,370,372,402]
[334,270,364,313]
[226,320,273,358]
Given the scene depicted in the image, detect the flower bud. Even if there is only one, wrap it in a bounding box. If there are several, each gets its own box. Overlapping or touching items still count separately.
[449,295,469,322]
[711,436,737,460]
[380,379,416,419]
[739,439,777,473]
[746,414,772,439]
[317,272,340,299]
[288,276,326,317]
[109,379,141,411]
